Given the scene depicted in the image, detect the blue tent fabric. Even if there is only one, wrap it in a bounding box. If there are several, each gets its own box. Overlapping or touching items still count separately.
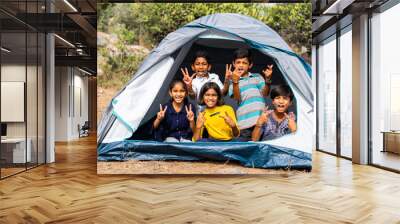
[98,141,312,170]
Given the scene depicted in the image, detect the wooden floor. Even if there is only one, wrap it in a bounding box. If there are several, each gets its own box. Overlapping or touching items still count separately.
[1,135,400,223]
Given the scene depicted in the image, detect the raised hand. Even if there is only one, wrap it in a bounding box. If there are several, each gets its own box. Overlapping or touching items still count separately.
[196,112,206,129]
[185,104,194,122]
[181,67,196,86]
[286,112,296,121]
[225,64,233,82]
[232,67,241,83]
[262,64,273,81]
[256,106,273,126]
[156,104,167,121]
[285,112,297,132]
[219,111,236,128]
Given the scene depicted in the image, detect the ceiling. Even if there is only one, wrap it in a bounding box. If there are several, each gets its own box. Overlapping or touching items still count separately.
[0,0,97,75]
[312,0,390,43]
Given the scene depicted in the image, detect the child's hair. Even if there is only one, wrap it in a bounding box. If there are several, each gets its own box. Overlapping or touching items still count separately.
[270,85,294,102]
[169,79,187,92]
[199,82,224,106]
[192,50,210,64]
[233,48,252,64]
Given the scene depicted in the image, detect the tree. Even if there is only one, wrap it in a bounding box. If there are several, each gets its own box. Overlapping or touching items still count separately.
[98,3,311,56]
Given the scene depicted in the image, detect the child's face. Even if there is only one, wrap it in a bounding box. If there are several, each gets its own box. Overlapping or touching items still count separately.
[169,83,187,104]
[203,88,218,108]
[191,57,210,76]
[233,57,252,76]
[272,96,292,113]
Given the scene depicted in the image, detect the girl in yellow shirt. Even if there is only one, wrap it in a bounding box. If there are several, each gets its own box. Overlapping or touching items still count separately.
[193,82,240,142]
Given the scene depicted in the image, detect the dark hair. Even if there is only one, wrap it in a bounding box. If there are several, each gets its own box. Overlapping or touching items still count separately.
[270,85,294,101]
[199,82,224,106]
[192,50,210,64]
[169,79,187,92]
[233,48,252,64]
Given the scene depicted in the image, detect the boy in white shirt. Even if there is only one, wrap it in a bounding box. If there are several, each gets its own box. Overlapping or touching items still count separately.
[180,51,225,108]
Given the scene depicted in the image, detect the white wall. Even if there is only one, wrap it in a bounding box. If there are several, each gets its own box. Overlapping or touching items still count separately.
[312,45,317,150]
[54,66,89,141]
[1,65,34,137]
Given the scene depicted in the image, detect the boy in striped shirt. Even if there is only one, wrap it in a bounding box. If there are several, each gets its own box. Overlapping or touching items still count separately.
[224,48,273,141]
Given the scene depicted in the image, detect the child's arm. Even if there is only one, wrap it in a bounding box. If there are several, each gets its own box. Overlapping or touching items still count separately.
[187,86,195,98]
[193,112,205,141]
[222,81,230,96]
[185,105,196,133]
[261,65,273,97]
[232,68,241,101]
[220,111,239,138]
[251,125,263,142]
[222,64,232,96]
[286,112,297,132]
[262,84,271,97]
[153,104,167,129]
[251,107,272,141]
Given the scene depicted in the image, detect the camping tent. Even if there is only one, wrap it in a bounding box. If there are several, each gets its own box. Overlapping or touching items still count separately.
[98,13,313,170]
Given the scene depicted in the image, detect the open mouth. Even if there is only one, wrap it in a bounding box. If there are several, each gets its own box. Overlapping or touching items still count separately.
[276,104,286,110]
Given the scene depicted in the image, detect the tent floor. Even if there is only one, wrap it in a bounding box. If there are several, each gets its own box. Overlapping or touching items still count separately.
[97,160,310,175]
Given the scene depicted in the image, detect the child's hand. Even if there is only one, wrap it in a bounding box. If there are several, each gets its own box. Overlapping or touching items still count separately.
[285,112,297,132]
[286,112,296,121]
[185,104,194,122]
[220,112,236,128]
[181,67,195,86]
[196,112,206,129]
[157,104,167,121]
[256,106,273,126]
[262,64,273,81]
[225,64,233,81]
[232,67,241,83]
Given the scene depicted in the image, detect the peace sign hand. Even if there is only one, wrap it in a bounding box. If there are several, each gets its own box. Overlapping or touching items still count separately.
[157,104,167,121]
[285,112,296,122]
[285,112,297,132]
[262,64,273,81]
[220,112,236,128]
[196,112,206,129]
[256,106,273,126]
[185,104,194,122]
[225,64,233,81]
[181,67,196,86]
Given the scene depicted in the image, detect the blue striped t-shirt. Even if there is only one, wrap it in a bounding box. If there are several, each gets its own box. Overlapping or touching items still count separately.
[229,72,266,129]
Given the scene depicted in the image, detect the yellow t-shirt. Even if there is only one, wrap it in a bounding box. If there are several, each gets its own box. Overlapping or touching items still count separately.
[200,105,239,141]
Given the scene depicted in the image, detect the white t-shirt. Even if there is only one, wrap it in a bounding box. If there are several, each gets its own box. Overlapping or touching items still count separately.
[192,73,224,101]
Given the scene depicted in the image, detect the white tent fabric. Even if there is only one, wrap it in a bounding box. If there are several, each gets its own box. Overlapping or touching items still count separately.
[103,57,174,143]
[99,13,313,155]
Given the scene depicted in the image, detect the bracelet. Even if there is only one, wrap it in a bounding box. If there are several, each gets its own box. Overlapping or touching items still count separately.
[255,123,263,128]
[232,81,239,84]
[265,79,272,85]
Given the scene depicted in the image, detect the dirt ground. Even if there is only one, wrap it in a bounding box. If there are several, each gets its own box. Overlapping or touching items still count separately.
[97,160,304,175]
[97,87,119,124]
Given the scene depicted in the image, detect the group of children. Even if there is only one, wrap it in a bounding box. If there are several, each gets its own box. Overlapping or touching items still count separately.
[153,48,297,143]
